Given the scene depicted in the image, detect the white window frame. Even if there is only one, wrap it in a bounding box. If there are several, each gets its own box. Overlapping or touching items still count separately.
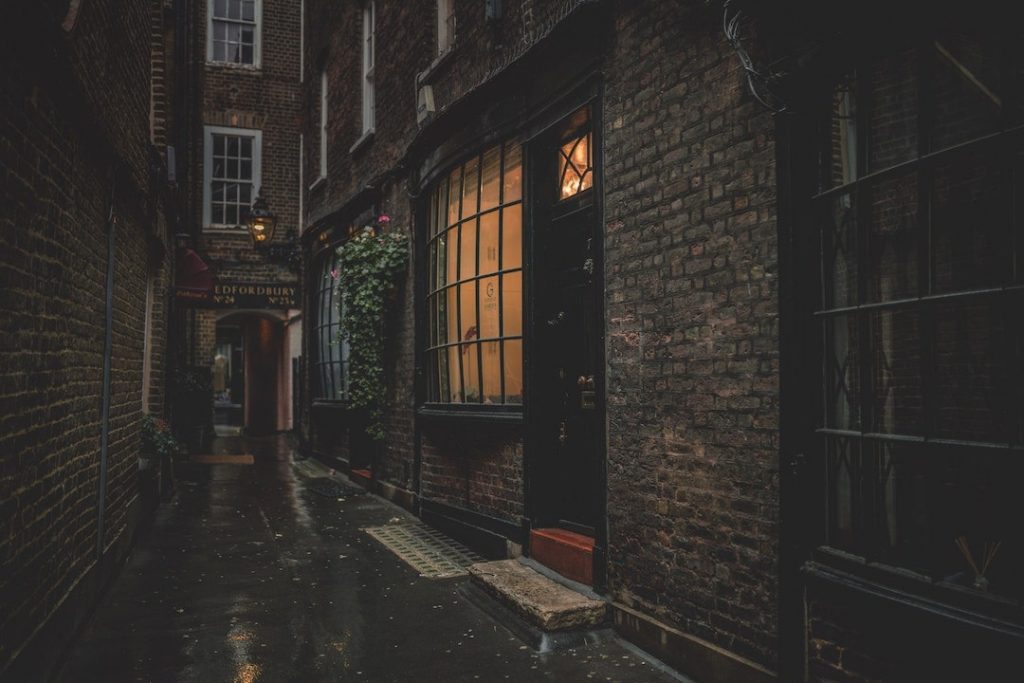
[203,125,262,230]
[437,0,455,55]
[206,0,262,68]
[319,69,328,178]
[361,1,375,135]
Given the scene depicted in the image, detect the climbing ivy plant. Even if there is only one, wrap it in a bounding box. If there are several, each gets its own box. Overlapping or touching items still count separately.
[336,216,408,440]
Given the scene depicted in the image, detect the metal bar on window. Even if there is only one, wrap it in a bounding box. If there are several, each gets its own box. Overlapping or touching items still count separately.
[812,284,1024,316]
[498,143,506,404]
[455,169,465,402]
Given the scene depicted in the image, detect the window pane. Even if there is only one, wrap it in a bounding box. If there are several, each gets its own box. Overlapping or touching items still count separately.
[870,308,922,435]
[868,48,918,172]
[213,42,226,62]
[501,204,522,270]
[481,341,501,404]
[480,145,501,211]
[435,181,447,236]
[932,153,1010,292]
[826,436,859,552]
[826,76,858,189]
[459,281,477,344]
[867,173,918,302]
[241,137,252,158]
[825,314,860,430]
[437,349,451,403]
[212,182,225,201]
[445,286,458,346]
[503,143,522,202]
[501,271,522,336]
[875,445,1024,600]
[479,276,499,339]
[823,192,857,309]
[459,221,477,280]
[240,159,252,180]
[462,156,479,216]
[212,203,224,224]
[933,297,1007,443]
[225,205,238,226]
[214,0,227,18]
[479,211,499,275]
[241,45,253,64]
[446,229,458,287]
[227,158,239,179]
[227,136,239,156]
[447,344,461,402]
[503,339,523,404]
[241,26,254,46]
[447,167,462,226]
[238,184,251,206]
[242,0,255,21]
[462,342,480,403]
[931,34,1002,152]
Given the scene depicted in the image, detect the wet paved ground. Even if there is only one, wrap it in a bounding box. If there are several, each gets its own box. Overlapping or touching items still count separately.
[57,435,684,682]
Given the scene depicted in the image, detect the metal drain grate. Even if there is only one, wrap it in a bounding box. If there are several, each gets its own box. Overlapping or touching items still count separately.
[364,522,483,578]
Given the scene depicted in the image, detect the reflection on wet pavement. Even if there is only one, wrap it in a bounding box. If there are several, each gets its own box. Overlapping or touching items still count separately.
[55,434,685,682]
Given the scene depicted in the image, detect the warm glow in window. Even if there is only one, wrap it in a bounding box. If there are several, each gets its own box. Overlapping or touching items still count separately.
[559,131,592,199]
[426,142,523,405]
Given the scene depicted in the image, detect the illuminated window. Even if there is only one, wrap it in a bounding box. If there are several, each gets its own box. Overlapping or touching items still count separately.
[426,142,523,405]
[561,109,593,200]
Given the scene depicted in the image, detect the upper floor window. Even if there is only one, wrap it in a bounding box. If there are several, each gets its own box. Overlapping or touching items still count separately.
[319,69,328,178]
[437,0,455,55]
[208,0,260,67]
[361,2,375,134]
[203,125,262,229]
[425,142,524,406]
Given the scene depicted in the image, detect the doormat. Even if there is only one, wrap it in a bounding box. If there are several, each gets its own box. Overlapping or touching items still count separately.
[190,454,254,465]
[306,477,349,497]
[364,522,483,579]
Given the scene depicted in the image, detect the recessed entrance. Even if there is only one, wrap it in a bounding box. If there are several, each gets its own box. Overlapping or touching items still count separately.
[527,105,604,584]
[214,313,285,436]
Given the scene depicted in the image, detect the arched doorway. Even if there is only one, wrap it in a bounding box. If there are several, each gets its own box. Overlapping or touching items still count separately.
[214,311,288,436]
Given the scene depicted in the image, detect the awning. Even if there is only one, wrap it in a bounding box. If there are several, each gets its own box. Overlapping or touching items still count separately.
[173,247,214,304]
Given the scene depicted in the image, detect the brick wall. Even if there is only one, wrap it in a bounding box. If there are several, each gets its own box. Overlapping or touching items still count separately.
[603,0,780,669]
[0,0,166,674]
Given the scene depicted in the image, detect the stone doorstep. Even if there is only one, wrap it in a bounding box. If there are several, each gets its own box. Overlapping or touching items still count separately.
[468,559,608,632]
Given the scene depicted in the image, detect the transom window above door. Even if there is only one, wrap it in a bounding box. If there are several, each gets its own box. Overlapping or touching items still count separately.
[558,107,593,200]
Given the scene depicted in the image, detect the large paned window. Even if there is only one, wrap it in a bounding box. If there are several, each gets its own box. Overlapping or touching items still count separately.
[813,36,1024,602]
[313,249,348,401]
[208,0,260,66]
[203,126,261,229]
[426,142,523,405]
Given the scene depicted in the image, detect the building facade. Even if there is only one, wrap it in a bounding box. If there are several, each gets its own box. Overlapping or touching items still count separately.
[176,0,303,439]
[302,0,1022,681]
[0,1,174,679]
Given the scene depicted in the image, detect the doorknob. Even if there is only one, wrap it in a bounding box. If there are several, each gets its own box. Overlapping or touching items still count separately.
[546,311,565,327]
[558,420,567,445]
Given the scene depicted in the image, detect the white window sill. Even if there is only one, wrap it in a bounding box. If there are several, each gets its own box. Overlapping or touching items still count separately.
[308,175,327,193]
[349,129,375,155]
[206,60,262,72]
[203,226,249,234]
[417,46,455,86]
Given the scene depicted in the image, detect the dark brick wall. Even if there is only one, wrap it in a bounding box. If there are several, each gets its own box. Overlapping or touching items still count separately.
[602,0,780,670]
[0,0,167,673]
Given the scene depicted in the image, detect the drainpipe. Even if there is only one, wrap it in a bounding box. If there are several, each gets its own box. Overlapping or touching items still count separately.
[96,188,117,558]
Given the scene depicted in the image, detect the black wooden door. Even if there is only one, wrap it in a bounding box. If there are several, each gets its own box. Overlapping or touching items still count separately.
[534,205,600,531]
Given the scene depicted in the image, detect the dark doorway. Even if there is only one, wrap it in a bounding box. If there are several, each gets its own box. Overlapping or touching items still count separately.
[529,107,604,535]
[245,317,280,435]
[213,323,244,428]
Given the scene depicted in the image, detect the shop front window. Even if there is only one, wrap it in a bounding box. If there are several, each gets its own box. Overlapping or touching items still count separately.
[426,142,523,405]
[313,249,348,401]
[812,35,1024,601]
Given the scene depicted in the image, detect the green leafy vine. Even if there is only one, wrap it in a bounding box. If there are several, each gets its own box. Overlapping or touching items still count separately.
[336,215,408,440]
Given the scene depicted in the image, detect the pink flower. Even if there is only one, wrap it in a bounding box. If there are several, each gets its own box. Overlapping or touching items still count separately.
[377,214,391,225]
[330,268,339,280]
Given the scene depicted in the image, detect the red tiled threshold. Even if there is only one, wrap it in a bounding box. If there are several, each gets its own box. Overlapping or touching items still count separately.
[350,468,372,490]
[529,528,595,586]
